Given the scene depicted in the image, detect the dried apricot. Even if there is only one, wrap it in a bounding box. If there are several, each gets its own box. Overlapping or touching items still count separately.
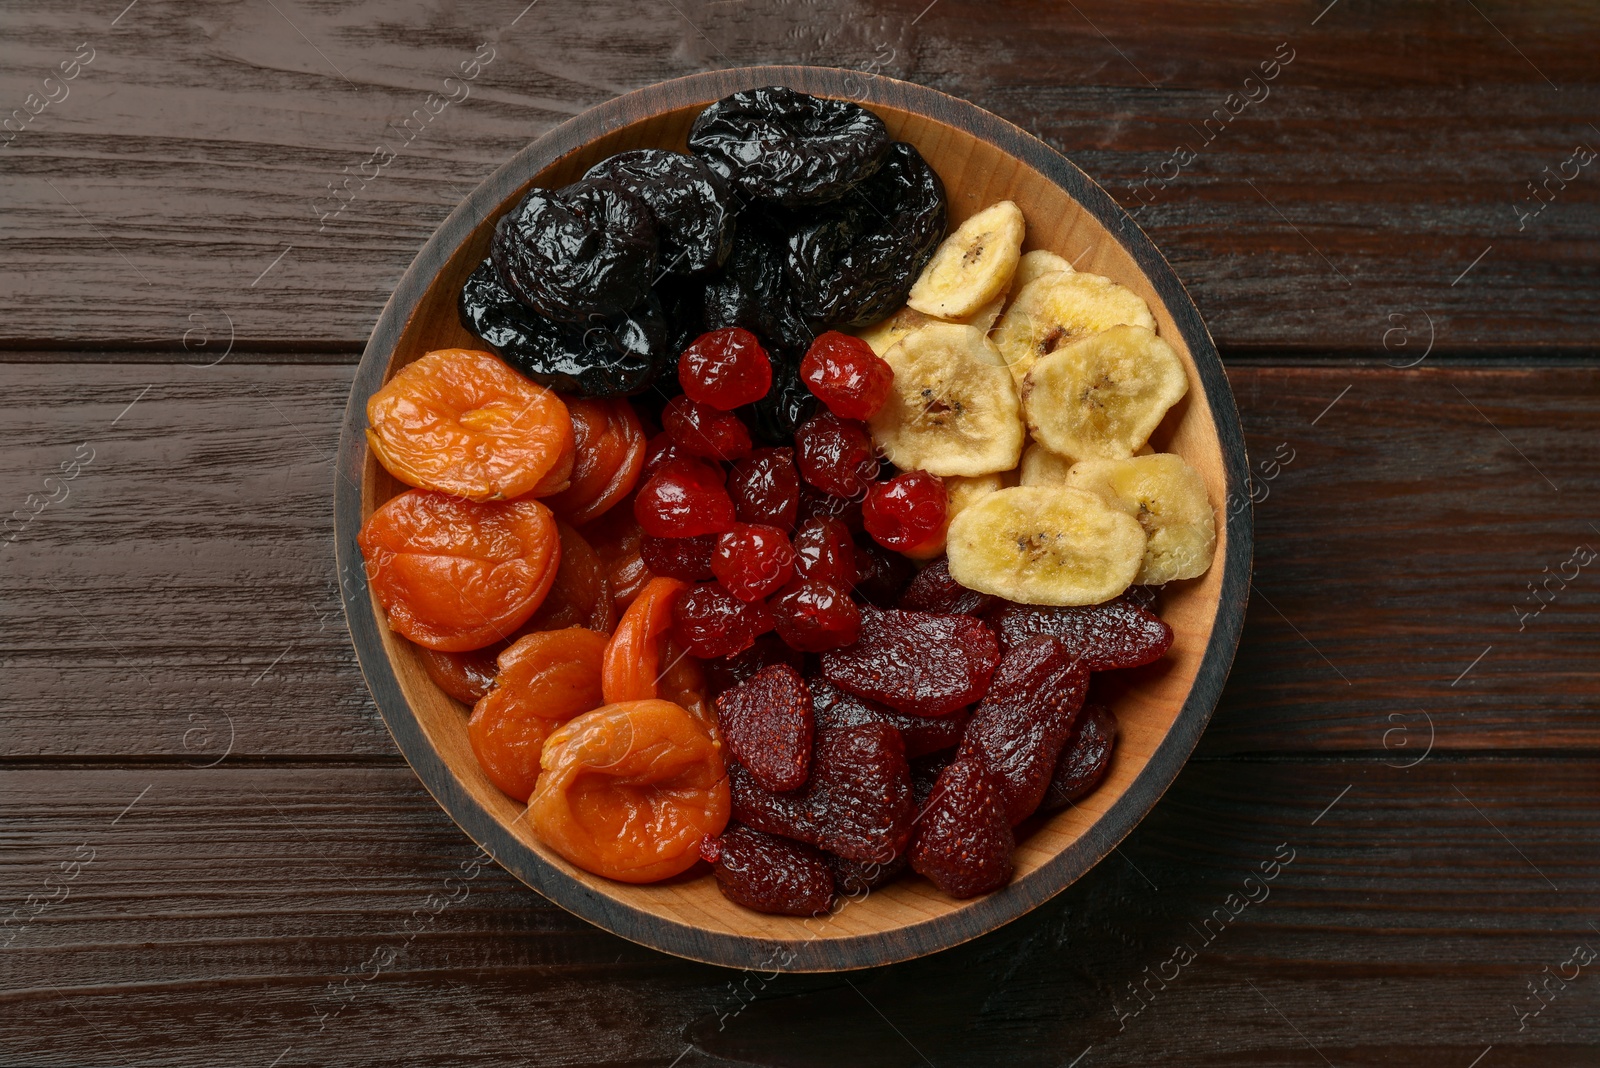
[468,628,607,801]
[358,490,560,651]
[526,522,609,633]
[580,498,653,611]
[417,644,503,704]
[602,576,689,704]
[366,348,574,501]
[658,635,713,732]
[530,699,731,883]
[545,397,646,524]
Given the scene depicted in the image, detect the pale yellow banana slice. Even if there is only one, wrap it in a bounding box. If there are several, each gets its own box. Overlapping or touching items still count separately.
[1013,249,1074,291]
[1023,324,1188,460]
[853,306,933,358]
[1018,442,1075,486]
[906,201,1025,319]
[992,271,1158,388]
[869,323,1024,477]
[902,473,1005,561]
[945,486,1146,605]
[1065,454,1216,584]
[964,291,1009,333]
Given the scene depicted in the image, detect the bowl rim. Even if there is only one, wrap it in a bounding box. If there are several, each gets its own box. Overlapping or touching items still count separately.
[335,64,1253,972]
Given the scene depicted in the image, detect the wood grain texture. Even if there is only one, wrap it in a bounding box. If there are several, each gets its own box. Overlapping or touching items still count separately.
[3,361,1593,760]
[1,0,1596,352]
[3,759,1597,1066]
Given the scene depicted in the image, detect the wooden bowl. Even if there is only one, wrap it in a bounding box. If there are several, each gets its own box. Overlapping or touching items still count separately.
[335,66,1251,972]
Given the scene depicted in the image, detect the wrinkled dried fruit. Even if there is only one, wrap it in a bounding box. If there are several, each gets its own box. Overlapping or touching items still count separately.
[800,331,896,420]
[827,849,908,896]
[987,597,1174,669]
[729,761,817,842]
[583,149,736,276]
[909,755,1014,898]
[544,397,646,525]
[662,394,754,461]
[795,411,879,498]
[811,678,968,759]
[712,523,796,602]
[729,447,801,530]
[601,576,689,704]
[1038,703,1118,814]
[957,636,1089,825]
[863,470,946,552]
[703,215,817,365]
[672,581,775,659]
[701,825,834,916]
[679,327,773,409]
[526,521,612,632]
[798,482,864,530]
[703,633,806,699]
[852,534,917,606]
[770,578,861,652]
[689,86,890,207]
[897,556,995,617]
[639,533,716,582]
[633,457,737,538]
[746,355,821,443]
[792,516,858,590]
[491,178,658,323]
[580,498,650,611]
[716,663,813,792]
[821,606,1000,717]
[417,644,501,705]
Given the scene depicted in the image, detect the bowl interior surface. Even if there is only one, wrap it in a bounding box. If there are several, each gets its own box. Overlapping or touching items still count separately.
[349,71,1242,970]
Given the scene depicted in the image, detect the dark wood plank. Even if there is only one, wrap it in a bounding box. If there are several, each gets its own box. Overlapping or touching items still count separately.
[2,360,1596,759]
[4,758,1598,1065]
[1,1,1596,352]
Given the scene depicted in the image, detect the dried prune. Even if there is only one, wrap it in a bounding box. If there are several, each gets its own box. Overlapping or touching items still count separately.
[811,678,968,759]
[703,633,806,699]
[689,86,890,208]
[785,142,947,327]
[957,636,1089,825]
[1038,703,1118,814]
[716,663,812,792]
[909,755,1014,899]
[583,149,736,275]
[490,178,657,323]
[809,723,915,863]
[821,606,1000,718]
[828,849,908,896]
[703,215,816,362]
[459,260,664,398]
[987,597,1174,670]
[746,359,821,445]
[701,825,834,916]
[899,557,995,618]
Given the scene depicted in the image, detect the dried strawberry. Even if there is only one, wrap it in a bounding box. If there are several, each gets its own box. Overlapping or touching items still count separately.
[701,826,834,916]
[703,633,805,698]
[911,752,954,810]
[821,606,1000,718]
[827,849,909,896]
[910,755,1014,899]
[811,677,968,759]
[958,635,1089,825]
[809,723,915,864]
[1038,703,1118,814]
[716,664,813,792]
[987,597,1173,670]
[729,762,818,842]
[898,557,995,617]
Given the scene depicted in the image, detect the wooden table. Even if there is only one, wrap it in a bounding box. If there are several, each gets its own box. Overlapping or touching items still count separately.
[3,2,1597,1064]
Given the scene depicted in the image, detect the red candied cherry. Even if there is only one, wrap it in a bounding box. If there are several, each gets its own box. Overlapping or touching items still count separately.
[672,581,775,658]
[800,331,894,420]
[792,517,857,590]
[794,411,879,499]
[712,523,796,602]
[729,447,800,531]
[770,579,861,652]
[641,430,694,480]
[640,533,716,581]
[679,327,773,410]
[797,482,864,530]
[634,457,737,538]
[863,470,947,552]
[662,394,753,462]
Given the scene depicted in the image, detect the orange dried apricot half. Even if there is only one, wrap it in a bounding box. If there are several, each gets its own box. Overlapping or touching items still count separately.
[366,348,575,501]
[525,522,610,633]
[546,397,646,524]
[358,489,560,651]
[468,627,607,801]
[530,699,730,883]
[601,576,688,704]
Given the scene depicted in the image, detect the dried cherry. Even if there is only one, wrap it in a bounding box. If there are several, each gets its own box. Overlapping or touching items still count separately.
[957,636,1089,825]
[702,826,835,916]
[898,556,995,617]
[792,516,858,590]
[688,86,890,207]
[800,331,895,420]
[851,534,916,606]
[729,447,801,530]
[661,394,752,461]
[672,581,775,659]
[716,663,812,792]
[795,411,879,498]
[770,579,861,652]
[639,533,716,581]
[490,178,657,322]
[712,523,795,601]
[820,606,999,717]
[703,633,806,699]
[633,457,737,538]
[1038,703,1119,814]
[909,755,1014,899]
[679,327,772,410]
[863,470,946,552]
[583,149,736,275]
[987,597,1174,670]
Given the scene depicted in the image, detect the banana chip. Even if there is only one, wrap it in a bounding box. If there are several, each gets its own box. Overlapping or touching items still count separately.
[946,486,1146,606]
[869,323,1024,477]
[1018,442,1075,486]
[992,271,1157,388]
[906,201,1025,319]
[1023,324,1188,460]
[1013,248,1074,291]
[1065,454,1216,584]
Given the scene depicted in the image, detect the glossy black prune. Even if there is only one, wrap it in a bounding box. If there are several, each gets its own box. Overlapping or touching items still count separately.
[688,86,890,208]
[583,150,737,275]
[785,142,947,328]
[490,177,658,323]
[459,259,666,397]
[702,215,816,361]
[744,356,819,445]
